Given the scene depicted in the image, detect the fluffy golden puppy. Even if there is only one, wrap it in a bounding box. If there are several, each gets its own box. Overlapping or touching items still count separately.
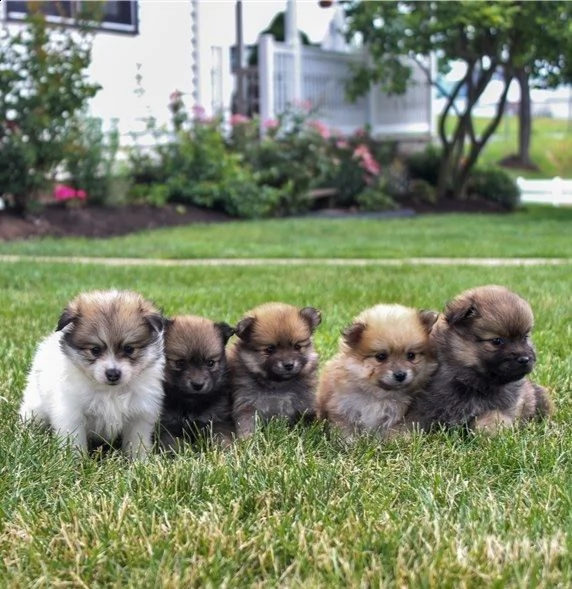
[317,304,438,441]
[404,285,553,432]
[228,302,322,439]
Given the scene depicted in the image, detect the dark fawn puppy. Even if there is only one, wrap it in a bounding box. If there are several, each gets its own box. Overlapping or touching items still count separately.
[159,315,235,450]
[229,302,322,439]
[405,285,553,432]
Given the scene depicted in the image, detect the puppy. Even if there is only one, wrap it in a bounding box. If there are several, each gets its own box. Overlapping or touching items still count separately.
[316,304,438,441]
[19,289,166,459]
[405,285,553,432]
[158,315,235,450]
[229,302,322,439]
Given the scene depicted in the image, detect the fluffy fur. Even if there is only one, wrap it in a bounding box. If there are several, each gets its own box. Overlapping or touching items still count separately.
[158,315,235,450]
[404,285,553,432]
[317,304,438,440]
[19,289,166,458]
[229,302,322,439]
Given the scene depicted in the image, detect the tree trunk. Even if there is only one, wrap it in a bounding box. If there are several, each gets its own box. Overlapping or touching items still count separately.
[516,68,533,167]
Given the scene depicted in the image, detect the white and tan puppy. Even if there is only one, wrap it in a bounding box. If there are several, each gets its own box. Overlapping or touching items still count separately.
[317,304,438,441]
[19,290,166,459]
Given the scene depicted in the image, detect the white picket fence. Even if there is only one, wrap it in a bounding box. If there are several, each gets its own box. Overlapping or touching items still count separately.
[517,177,572,206]
[257,34,434,140]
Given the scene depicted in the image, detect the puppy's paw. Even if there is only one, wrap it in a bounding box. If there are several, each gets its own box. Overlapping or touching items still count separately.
[473,410,514,433]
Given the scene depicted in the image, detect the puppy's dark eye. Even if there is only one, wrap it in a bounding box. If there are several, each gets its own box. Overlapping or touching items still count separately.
[375,352,388,362]
[123,345,135,356]
[174,359,186,370]
[206,359,216,368]
[264,345,277,355]
[294,343,302,351]
[491,338,505,347]
[90,346,102,357]
[406,352,416,361]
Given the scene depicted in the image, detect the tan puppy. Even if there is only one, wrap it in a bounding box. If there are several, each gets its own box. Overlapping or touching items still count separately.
[317,304,438,441]
[405,285,553,432]
[229,302,321,439]
[158,315,235,450]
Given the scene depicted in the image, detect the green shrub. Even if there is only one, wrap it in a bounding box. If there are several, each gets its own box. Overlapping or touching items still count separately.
[467,165,521,209]
[355,178,396,212]
[63,116,120,206]
[406,144,442,187]
[0,8,100,213]
[408,178,437,205]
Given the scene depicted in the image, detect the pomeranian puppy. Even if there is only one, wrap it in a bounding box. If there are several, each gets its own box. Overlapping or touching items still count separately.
[229,302,322,439]
[404,285,553,432]
[317,304,438,441]
[19,290,166,459]
[158,315,235,450]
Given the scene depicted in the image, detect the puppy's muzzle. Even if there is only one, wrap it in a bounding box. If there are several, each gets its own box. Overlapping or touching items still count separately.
[105,368,122,384]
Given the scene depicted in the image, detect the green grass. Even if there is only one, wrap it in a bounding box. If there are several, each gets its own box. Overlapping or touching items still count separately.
[0,204,571,260]
[1,260,571,586]
[455,116,572,179]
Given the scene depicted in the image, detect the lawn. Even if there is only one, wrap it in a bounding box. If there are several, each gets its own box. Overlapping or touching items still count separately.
[0,204,571,260]
[452,116,572,180]
[1,259,571,586]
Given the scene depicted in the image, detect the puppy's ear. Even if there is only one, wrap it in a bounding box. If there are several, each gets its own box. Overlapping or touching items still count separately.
[300,307,321,332]
[235,316,256,341]
[342,321,366,348]
[418,310,439,333]
[146,313,167,334]
[56,306,76,331]
[445,297,479,326]
[215,322,235,345]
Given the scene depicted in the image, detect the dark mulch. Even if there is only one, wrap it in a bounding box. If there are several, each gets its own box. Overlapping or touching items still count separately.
[0,197,509,242]
[0,203,232,242]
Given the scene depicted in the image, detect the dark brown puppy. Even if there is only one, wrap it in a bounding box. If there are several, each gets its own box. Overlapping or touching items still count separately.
[229,302,322,439]
[405,285,553,432]
[159,315,235,450]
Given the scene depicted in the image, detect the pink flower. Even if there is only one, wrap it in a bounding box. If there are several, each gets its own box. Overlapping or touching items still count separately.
[54,184,87,202]
[353,144,381,176]
[336,139,349,150]
[264,119,279,130]
[308,120,330,139]
[294,99,313,112]
[192,105,206,120]
[230,114,250,126]
[169,90,183,104]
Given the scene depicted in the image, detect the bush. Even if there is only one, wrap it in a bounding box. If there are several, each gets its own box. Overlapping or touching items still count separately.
[408,179,437,205]
[406,144,442,187]
[355,178,396,212]
[0,9,100,213]
[467,165,521,210]
[63,116,120,206]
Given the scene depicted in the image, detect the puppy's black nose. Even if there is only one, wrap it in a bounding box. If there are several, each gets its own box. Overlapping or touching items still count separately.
[191,381,205,391]
[105,368,121,383]
[517,355,531,365]
[283,362,295,371]
[393,371,407,382]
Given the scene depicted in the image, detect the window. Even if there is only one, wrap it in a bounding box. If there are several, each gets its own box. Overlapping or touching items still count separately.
[4,1,139,35]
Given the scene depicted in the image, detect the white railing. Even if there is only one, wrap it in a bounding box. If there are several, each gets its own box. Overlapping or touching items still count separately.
[517,177,572,206]
[258,34,433,139]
